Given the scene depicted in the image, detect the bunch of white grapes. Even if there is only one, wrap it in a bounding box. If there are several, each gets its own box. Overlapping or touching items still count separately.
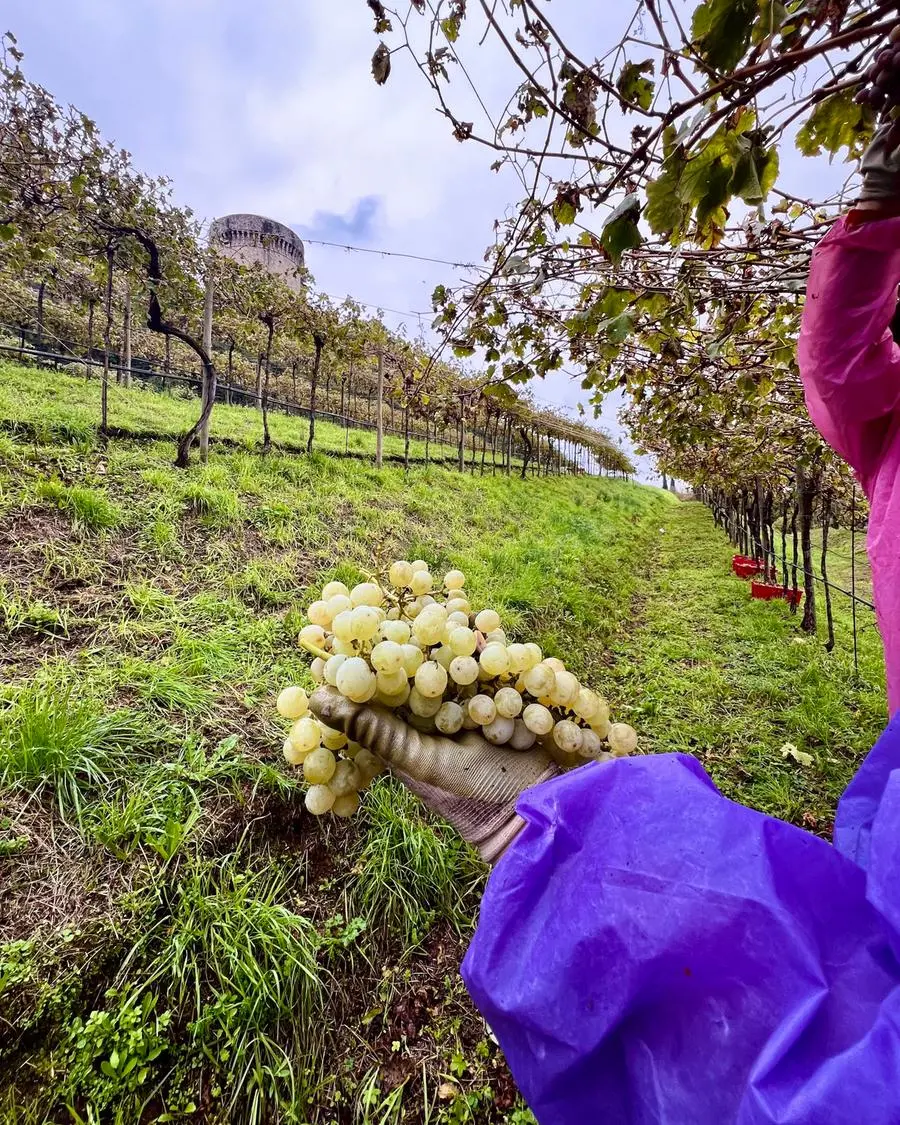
[277,560,638,817]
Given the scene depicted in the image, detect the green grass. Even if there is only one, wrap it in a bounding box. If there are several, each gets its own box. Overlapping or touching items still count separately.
[0,360,493,466]
[0,361,888,1123]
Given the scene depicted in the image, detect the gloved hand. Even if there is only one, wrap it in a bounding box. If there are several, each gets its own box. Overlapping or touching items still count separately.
[859,122,900,203]
[310,687,558,863]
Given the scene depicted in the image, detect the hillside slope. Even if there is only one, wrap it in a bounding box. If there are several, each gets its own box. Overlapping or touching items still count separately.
[0,367,888,1124]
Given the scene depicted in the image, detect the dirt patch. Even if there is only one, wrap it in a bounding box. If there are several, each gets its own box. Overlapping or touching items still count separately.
[0,795,143,944]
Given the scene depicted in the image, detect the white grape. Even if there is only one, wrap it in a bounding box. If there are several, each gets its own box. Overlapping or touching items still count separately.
[420,595,436,607]
[415,660,448,699]
[332,638,356,656]
[553,720,583,755]
[591,698,611,729]
[475,609,501,634]
[324,653,348,686]
[410,570,433,596]
[480,643,510,677]
[494,687,523,719]
[332,792,360,818]
[523,663,555,697]
[408,687,443,717]
[468,694,497,726]
[433,645,455,671]
[355,748,385,778]
[375,682,410,708]
[326,594,352,619]
[336,657,376,702]
[331,610,354,643]
[449,656,479,685]
[386,606,401,621]
[344,740,362,759]
[410,559,429,573]
[544,657,565,673]
[608,723,638,757]
[322,581,350,601]
[380,620,411,644]
[350,606,380,641]
[461,708,479,730]
[436,701,465,734]
[413,612,446,646]
[446,597,471,616]
[449,626,477,656]
[289,716,322,752]
[350,582,384,608]
[371,640,404,674]
[522,703,554,736]
[486,629,508,646]
[283,738,308,766]
[506,643,528,674]
[401,644,425,676]
[522,643,543,670]
[319,723,347,751]
[330,760,361,797]
[579,728,604,759]
[389,560,414,588]
[573,687,601,722]
[303,747,337,784]
[484,716,515,745]
[300,624,326,648]
[550,670,580,708]
[307,600,332,627]
[276,686,308,720]
[305,785,335,815]
[376,667,408,695]
[310,657,326,684]
[509,719,536,751]
[447,611,470,628]
[444,569,466,590]
[405,597,425,619]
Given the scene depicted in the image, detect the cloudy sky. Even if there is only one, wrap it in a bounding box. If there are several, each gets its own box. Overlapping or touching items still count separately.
[5,1,856,482]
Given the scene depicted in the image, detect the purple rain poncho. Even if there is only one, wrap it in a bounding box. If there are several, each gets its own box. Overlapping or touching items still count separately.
[462,716,900,1124]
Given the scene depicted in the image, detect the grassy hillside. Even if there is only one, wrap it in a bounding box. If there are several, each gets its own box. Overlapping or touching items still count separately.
[0,364,888,1124]
[0,360,498,467]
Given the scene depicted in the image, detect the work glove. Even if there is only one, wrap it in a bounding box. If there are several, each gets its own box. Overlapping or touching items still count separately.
[310,687,558,864]
[859,122,900,203]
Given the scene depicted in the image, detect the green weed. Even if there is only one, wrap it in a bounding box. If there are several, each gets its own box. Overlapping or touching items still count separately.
[0,686,154,820]
[351,780,485,947]
[35,478,120,531]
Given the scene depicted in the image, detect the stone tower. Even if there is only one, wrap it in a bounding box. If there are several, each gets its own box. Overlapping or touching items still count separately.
[209,213,305,293]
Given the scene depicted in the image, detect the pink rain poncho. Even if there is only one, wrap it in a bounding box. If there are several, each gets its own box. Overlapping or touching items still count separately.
[459,217,900,1122]
[463,722,900,1123]
[799,213,900,715]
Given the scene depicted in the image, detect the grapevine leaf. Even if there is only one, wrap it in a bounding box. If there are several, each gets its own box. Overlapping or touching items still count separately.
[645,165,688,235]
[441,15,460,42]
[796,89,873,160]
[606,313,633,345]
[0,222,15,241]
[695,161,732,225]
[600,207,643,265]
[616,60,655,112]
[691,0,756,71]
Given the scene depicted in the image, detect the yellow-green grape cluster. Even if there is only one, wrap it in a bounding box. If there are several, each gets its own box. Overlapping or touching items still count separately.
[276,685,385,817]
[278,562,638,815]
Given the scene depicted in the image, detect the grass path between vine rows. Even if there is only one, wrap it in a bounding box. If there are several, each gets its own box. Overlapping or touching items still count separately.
[608,501,888,834]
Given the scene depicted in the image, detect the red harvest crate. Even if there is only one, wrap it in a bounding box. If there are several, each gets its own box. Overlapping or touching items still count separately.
[751,580,803,608]
[733,555,764,578]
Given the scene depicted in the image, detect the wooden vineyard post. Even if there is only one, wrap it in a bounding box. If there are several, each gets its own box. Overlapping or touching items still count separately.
[101,245,113,435]
[122,284,132,389]
[199,270,214,462]
[376,349,384,469]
